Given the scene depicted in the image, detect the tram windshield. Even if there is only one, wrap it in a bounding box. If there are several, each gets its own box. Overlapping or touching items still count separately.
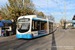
[17,18,30,33]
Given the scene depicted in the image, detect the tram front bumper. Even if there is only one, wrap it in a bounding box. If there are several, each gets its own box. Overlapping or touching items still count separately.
[16,34,33,39]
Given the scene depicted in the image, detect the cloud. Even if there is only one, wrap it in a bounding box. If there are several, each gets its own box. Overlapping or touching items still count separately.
[50,12,71,15]
[33,0,75,10]
[0,0,8,6]
[33,0,75,21]
[0,0,74,23]
[0,0,8,3]
[33,0,57,8]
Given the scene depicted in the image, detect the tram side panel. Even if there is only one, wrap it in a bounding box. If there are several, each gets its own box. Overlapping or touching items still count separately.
[31,20,48,38]
[49,22,53,33]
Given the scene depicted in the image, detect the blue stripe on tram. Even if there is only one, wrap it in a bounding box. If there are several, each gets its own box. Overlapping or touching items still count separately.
[34,33,47,38]
[16,34,33,39]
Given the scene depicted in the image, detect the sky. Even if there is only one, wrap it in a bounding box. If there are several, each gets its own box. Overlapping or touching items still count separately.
[0,0,75,23]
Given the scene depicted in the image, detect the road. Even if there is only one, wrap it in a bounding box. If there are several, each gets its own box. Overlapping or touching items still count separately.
[0,27,75,50]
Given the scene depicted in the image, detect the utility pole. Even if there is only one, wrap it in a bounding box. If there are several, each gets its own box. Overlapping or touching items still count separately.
[64,0,67,29]
[65,0,66,21]
[61,12,63,26]
[62,16,63,26]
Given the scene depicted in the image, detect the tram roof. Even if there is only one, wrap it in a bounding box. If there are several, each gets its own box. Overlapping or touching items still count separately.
[37,15,46,19]
[18,15,53,22]
[18,15,46,19]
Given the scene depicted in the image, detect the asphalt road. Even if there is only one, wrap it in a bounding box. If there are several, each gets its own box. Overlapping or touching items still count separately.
[0,27,75,50]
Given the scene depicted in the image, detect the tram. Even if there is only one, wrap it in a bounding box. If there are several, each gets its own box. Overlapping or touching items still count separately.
[16,15,56,39]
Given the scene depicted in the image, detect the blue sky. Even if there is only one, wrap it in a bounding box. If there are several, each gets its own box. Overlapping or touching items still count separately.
[0,0,75,23]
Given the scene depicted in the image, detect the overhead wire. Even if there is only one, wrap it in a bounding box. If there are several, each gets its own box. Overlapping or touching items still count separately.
[33,0,54,19]
[33,0,63,17]
[52,0,64,23]
[52,0,63,13]
[32,0,52,15]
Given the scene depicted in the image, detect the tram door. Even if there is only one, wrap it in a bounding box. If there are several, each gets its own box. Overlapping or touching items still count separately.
[49,22,53,33]
[47,21,49,34]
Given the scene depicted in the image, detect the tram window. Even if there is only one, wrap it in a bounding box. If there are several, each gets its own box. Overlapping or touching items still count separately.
[51,23,53,29]
[49,22,53,30]
[41,22,47,30]
[44,22,47,30]
[37,21,40,30]
[49,24,50,30]
[32,21,34,30]
[35,21,37,30]
[49,23,51,30]
[32,20,40,31]
[32,20,47,31]
[41,22,44,30]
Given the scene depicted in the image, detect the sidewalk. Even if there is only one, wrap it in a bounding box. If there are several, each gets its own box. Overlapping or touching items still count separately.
[0,35,16,42]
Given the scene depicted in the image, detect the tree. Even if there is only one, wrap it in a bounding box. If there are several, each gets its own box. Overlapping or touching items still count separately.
[0,0,55,22]
[0,0,35,21]
[37,12,45,17]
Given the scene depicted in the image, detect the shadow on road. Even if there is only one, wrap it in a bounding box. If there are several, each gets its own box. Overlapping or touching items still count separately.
[51,32,57,50]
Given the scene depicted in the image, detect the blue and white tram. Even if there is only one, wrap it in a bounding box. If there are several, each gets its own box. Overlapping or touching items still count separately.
[16,15,54,39]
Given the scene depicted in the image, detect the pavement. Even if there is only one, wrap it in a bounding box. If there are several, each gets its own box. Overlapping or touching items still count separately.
[0,27,75,50]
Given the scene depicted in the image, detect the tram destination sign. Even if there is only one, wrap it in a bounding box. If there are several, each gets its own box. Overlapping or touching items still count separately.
[18,18,30,22]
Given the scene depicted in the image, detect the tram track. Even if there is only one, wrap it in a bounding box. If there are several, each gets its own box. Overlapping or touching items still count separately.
[9,29,57,50]
[13,27,64,50]
[0,28,59,50]
[0,38,31,50]
[15,28,68,50]
[13,40,31,50]
[0,27,75,50]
